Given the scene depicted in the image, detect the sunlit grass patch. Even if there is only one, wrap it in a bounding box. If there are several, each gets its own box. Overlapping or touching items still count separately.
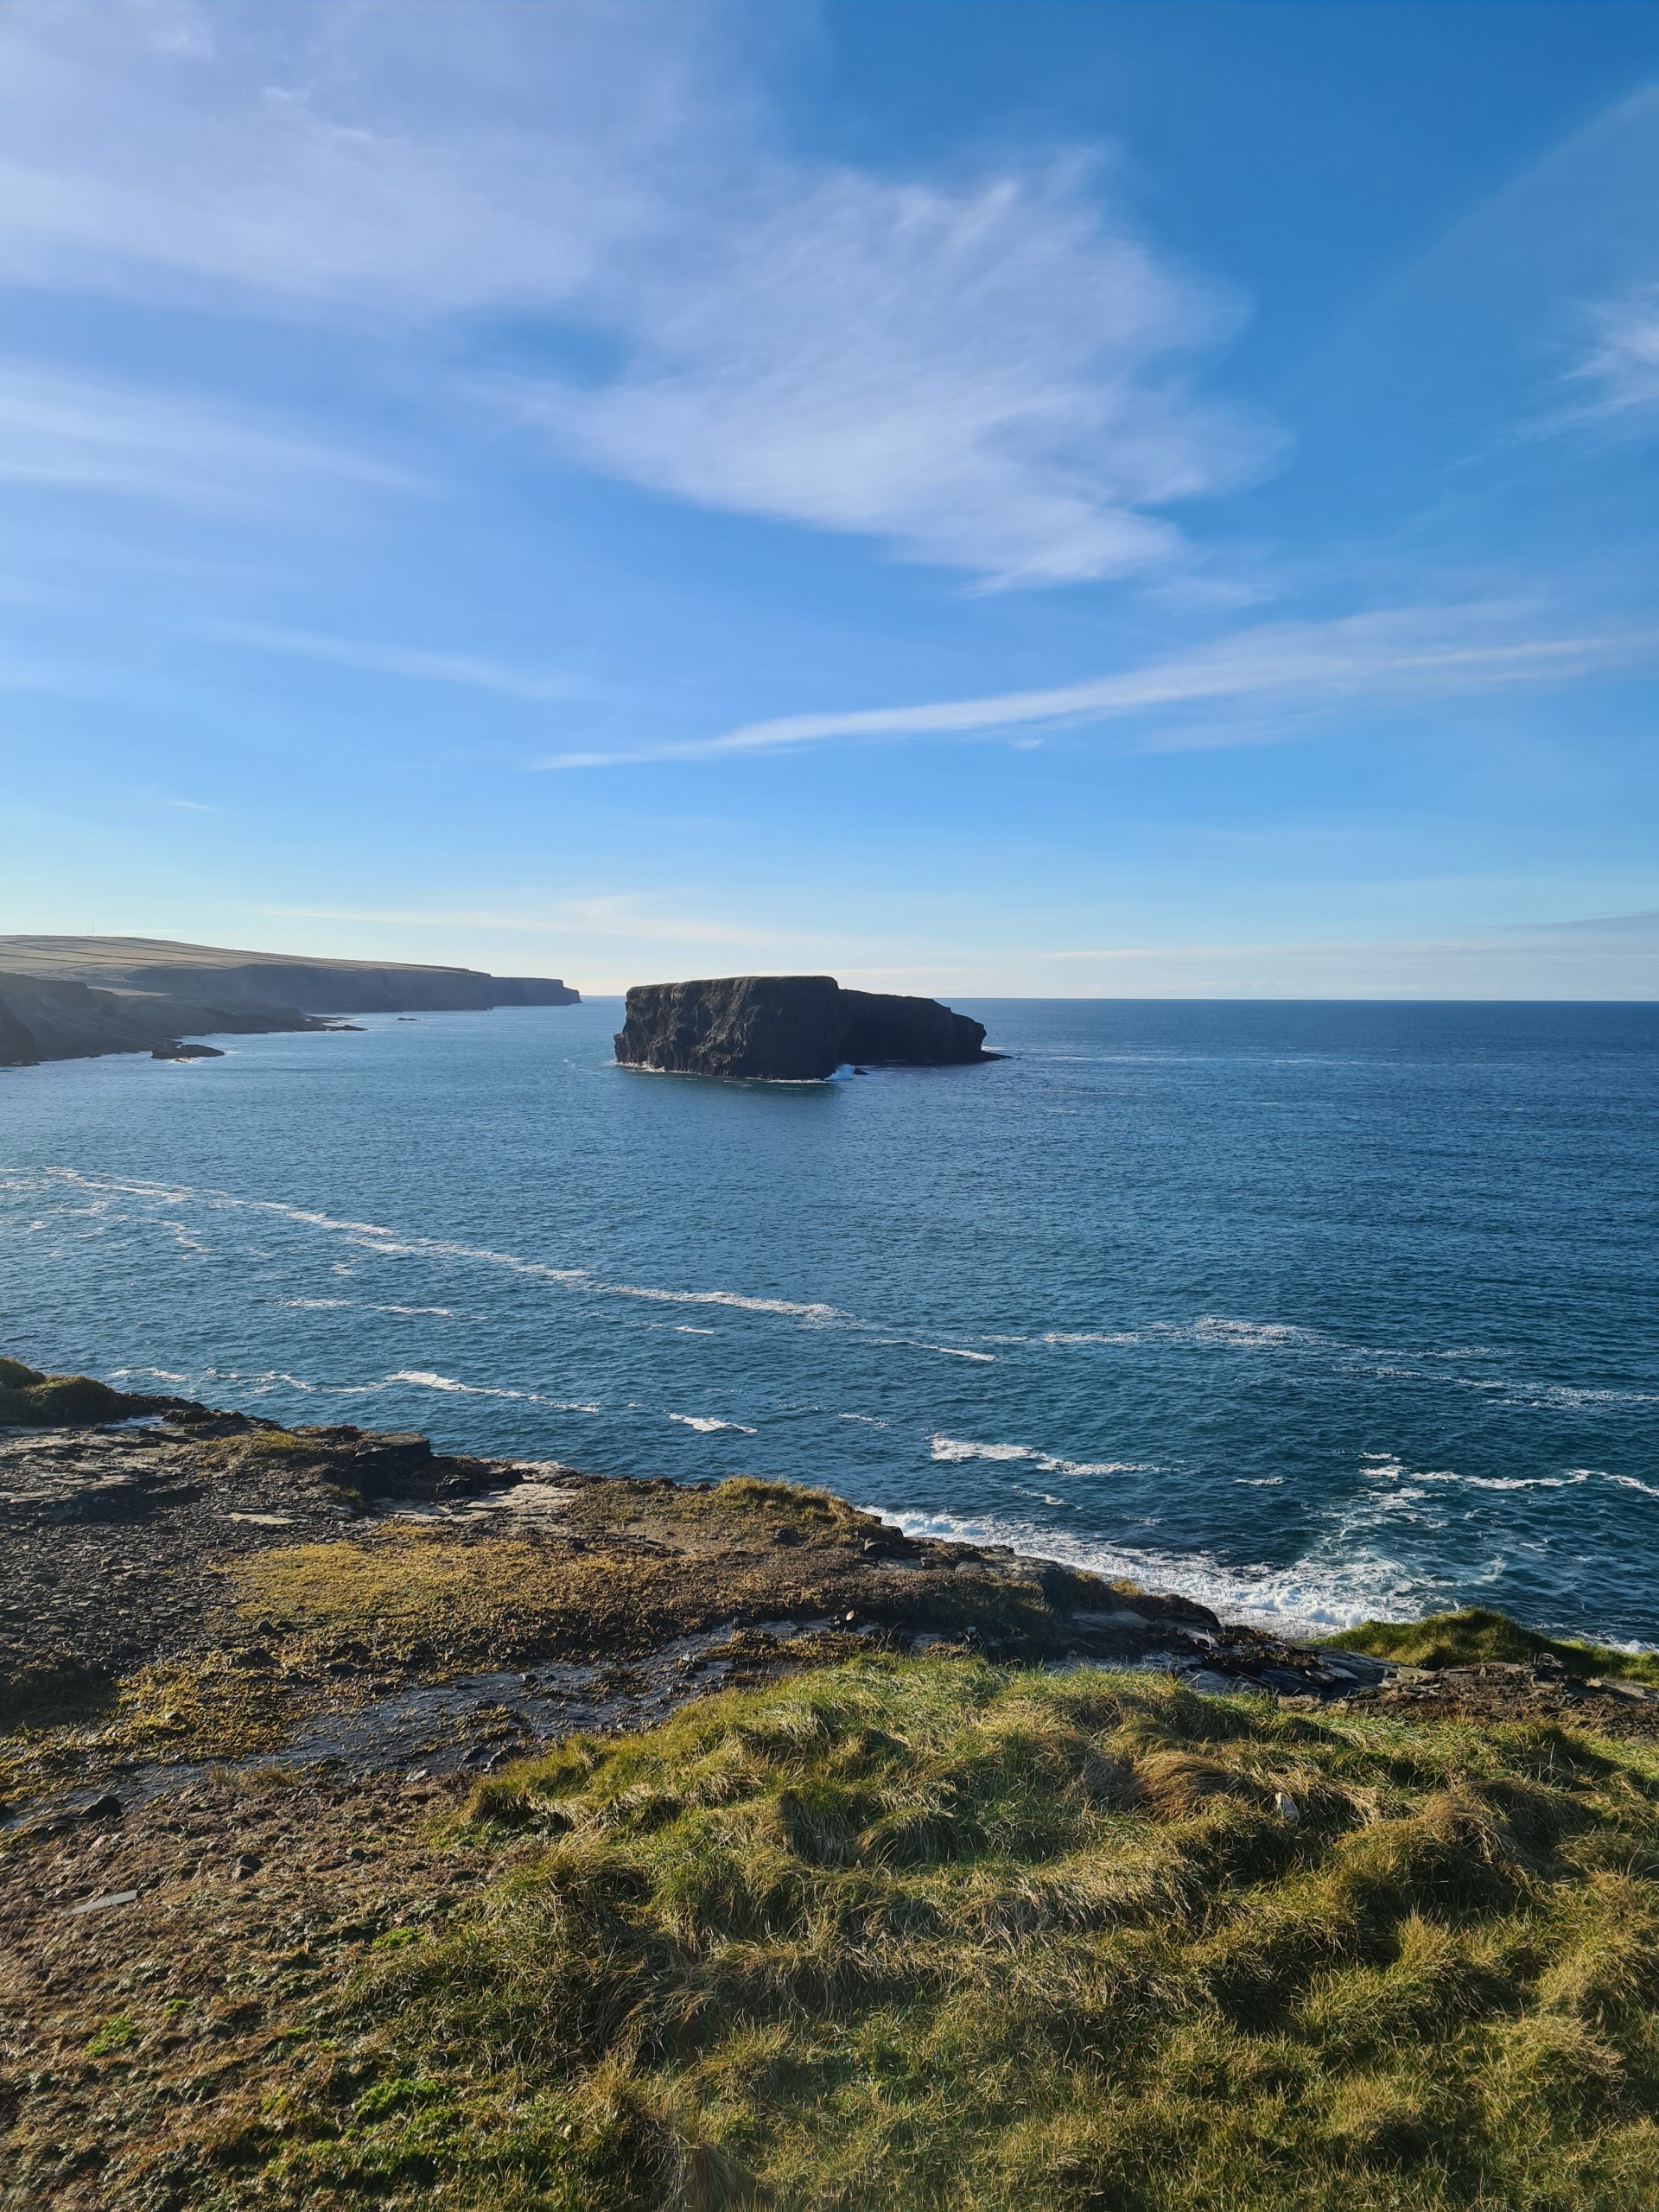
[577,1472,877,1548]
[232,1527,668,1664]
[0,1652,296,1806]
[1327,1608,1659,1688]
[234,1655,1659,2210]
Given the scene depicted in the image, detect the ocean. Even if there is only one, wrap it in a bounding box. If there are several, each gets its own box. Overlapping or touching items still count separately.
[3,998,1656,1644]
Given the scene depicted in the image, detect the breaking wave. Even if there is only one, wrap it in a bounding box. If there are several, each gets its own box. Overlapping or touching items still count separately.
[930,1434,1157,1478]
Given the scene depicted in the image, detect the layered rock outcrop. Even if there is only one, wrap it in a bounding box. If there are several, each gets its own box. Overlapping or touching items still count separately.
[613,975,994,1080]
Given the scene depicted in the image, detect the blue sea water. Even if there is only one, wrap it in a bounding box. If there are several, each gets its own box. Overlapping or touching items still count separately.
[3,999,1656,1644]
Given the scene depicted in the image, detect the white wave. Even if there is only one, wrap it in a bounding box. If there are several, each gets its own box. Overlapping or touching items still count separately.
[215,1367,317,1393]
[1498,1382,1659,1409]
[1027,1316,1326,1352]
[880,1506,1427,1634]
[930,1434,1155,1478]
[1190,1316,1317,1347]
[29,1173,1658,1435]
[291,1301,465,1317]
[387,1369,599,1412]
[615,1283,846,1321]
[1433,1472,1590,1493]
[1597,1470,1659,1500]
[35,1167,852,1332]
[1401,1465,1654,1501]
[931,1436,1032,1465]
[391,1369,512,1395]
[668,1413,759,1434]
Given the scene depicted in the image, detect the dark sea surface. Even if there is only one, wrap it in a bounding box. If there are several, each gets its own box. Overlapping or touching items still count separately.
[3,999,1656,1643]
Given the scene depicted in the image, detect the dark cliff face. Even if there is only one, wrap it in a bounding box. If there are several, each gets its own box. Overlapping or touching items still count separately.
[613,976,992,1080]
[111,962,579,1014]
[0,973,321,1068]
[0,938,580,1067]
[0,939,578,1016]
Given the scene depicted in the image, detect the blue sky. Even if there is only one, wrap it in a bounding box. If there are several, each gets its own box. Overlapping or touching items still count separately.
[3,0,1657,996]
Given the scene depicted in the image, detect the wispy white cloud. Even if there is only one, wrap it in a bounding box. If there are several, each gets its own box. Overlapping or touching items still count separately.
[537,602,1658,768]
[263,894,830,950]
[218,626,583,702]
[1541,907,1659,936]
[509,159,1270,588]
[1568,283,1659,422]
[0,359,413,511]
[0,1,1269,586]
[837,927,1659,1001]
[0,0,712,316]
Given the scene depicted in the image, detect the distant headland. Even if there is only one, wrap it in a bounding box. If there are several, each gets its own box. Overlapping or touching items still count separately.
[0,935,579,1069]
[614,974,995,1080]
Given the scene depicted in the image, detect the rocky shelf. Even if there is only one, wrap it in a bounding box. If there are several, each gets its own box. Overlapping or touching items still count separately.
[5,1363,1644,1829]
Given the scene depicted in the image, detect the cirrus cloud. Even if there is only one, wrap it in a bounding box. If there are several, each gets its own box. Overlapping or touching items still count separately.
[537,600,1658,768]
[0,0,1272,587]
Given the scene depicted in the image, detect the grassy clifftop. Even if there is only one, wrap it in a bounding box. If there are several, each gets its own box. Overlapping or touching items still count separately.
[231,1655,1659,2212]
[1327,1608,1659,1688]
[6,1378,1659,2208]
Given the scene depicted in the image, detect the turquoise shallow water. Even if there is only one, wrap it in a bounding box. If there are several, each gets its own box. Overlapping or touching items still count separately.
[3,998,1656,1643]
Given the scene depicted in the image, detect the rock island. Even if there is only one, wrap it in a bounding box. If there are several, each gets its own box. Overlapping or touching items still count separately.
[613,973,995,1080]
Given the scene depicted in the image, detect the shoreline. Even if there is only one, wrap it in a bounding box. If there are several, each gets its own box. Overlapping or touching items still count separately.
[6,1363,1657,1834]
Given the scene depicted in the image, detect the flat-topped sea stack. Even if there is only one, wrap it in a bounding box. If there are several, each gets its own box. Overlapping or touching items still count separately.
[614,974,995,1080]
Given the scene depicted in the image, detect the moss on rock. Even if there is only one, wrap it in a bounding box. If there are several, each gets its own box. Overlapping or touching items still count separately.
[0,1370,155,1427]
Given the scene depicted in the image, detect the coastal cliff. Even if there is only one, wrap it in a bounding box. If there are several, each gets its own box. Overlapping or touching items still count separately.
[614,973,993,1079]
[0,935,580,1068]
[0,971,324,1068]
[4,1363,1659,2209]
